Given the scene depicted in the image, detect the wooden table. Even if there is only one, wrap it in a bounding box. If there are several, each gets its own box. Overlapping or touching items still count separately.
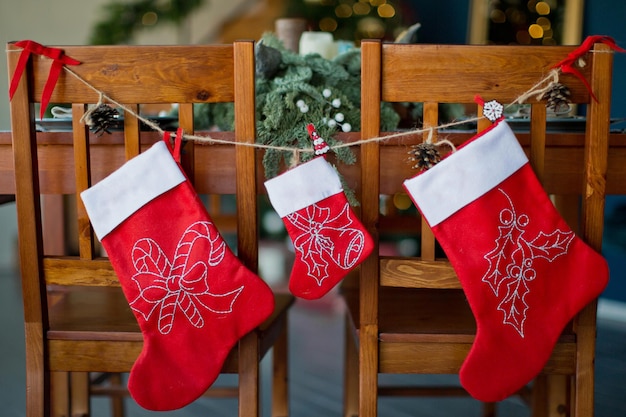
[3,129,625,196]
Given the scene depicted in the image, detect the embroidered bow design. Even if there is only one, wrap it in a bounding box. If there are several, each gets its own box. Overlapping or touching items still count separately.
[482,189,574,337]
[286,202,365,286]
[129,221,243,335]
[9,40,81,119]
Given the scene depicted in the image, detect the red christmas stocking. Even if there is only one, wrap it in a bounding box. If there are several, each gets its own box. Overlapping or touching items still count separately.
[403,119,609,402]
[265,128,373,299]
[80,130,274,411]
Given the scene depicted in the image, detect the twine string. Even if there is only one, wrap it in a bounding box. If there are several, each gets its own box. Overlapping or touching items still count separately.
[512,69,560,106]
[79,91,104,124]
[59,54,562,154]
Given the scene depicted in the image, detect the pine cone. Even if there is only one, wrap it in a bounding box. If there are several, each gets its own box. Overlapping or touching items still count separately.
[409,142,441,171]
[85,104,119,136]
[542,83,571,113]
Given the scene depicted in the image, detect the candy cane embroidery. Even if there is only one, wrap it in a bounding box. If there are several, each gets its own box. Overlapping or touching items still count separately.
[482,189,574,337]
[129,221,244,335]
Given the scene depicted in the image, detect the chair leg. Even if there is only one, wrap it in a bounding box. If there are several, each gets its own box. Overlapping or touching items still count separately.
[108,374,126,417]
[530,374,549,417]
[272,317,289,417]
[481,402,497,417]
[70,372,90,417]
[343,315,359,417]
[359,325,378,417]
[51,371,70,417]
[548,375,570,417]
[239,331,261,417]
[25,328,48,417]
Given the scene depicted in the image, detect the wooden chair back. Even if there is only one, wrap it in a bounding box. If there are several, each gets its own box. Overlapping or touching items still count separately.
[7,40,291,417]
[344,40,614,417]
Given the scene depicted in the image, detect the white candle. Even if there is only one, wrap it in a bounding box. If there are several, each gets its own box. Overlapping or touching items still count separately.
[299,31,337,60]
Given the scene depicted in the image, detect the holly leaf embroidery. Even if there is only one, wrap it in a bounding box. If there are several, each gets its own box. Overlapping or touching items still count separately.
[482,208,524,296]
[526,230,574,261]
[497,277,530,337]
[481,189,574,338]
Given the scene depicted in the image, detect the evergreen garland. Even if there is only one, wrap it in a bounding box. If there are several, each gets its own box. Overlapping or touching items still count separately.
[193,32,400,200]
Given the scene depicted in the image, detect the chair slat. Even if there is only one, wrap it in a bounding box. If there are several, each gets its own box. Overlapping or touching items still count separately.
[380,258,461,289]
[381,44,592,103]
[72,104,95,260]
[123,104,141,160]
[529,103,548,183]
[234,41,257,271]
[572,42,614,417]
[44,257,118,286]
[23,45,236,104]
[419,101,439,262]
[178,102,195,184]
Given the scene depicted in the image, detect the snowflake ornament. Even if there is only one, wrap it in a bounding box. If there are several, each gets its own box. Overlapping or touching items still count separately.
[483,100,504,122]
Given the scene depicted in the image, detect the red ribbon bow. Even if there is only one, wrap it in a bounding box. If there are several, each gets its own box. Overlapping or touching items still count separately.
[9,40,81,119]
[553,35,625,102]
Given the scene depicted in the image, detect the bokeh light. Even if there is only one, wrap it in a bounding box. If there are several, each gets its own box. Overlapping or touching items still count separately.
[357,16,386,38]
[393,192,412,211]
[536,16,551,30]
[335,3,353,18]
[528,23,544,39]
[141,12,158,26]
[319,17,339,32]
[535,1,551,15]
[353,1,371,15]
[487,0,562,45]
[377,3,396,18]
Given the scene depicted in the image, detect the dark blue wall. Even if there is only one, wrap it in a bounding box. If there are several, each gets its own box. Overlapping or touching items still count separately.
[404,0,625,117]
[583,0,626,119]
[583,1,626,302]
[402,1,469,44]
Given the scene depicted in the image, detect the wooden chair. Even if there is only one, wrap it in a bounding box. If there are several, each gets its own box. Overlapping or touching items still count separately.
[343,40,614,417]
[7,40,293,417]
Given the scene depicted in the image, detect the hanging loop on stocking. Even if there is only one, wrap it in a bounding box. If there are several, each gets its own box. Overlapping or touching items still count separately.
[163,128,184,163]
